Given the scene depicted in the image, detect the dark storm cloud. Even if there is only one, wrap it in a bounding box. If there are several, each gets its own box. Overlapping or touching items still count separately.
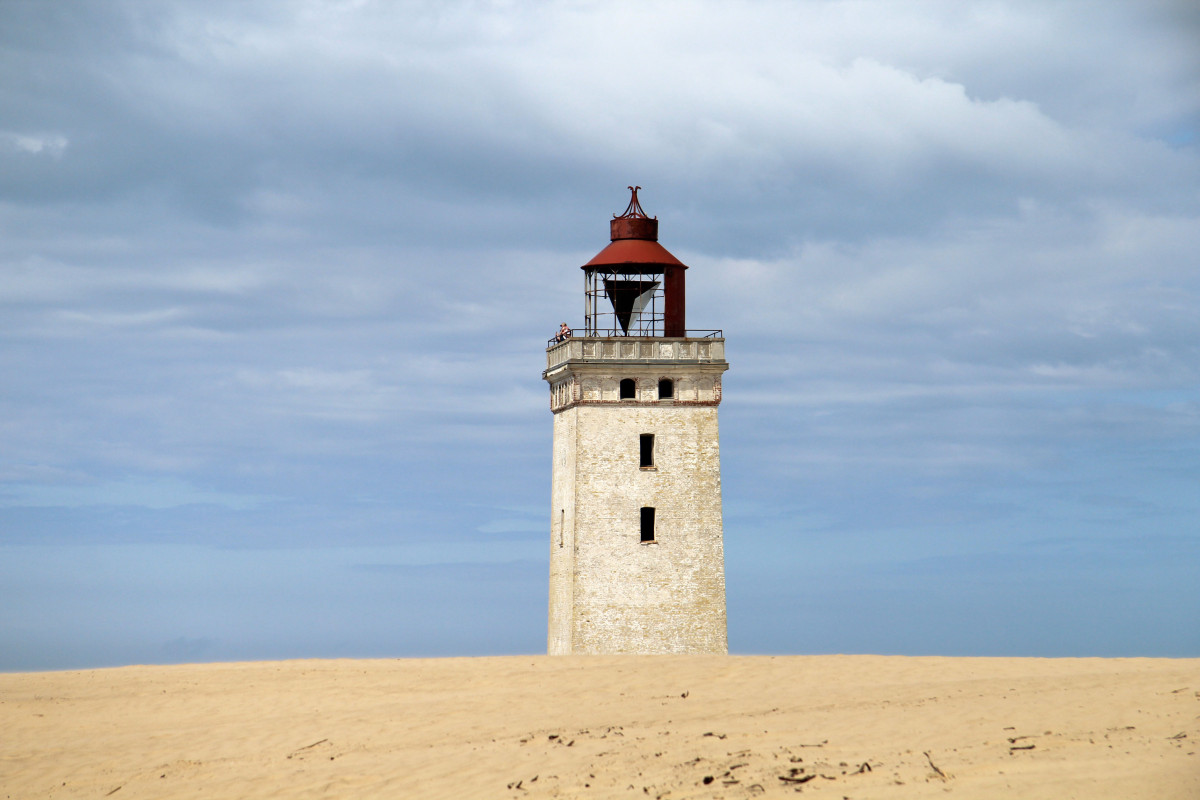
[8,1,1194,251]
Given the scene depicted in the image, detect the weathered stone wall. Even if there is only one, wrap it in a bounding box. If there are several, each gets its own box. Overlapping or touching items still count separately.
[545,337,728,655]
[547,409,576,655]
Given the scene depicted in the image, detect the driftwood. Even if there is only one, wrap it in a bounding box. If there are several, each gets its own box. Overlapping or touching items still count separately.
[286,739,329,759]
[924,751,947,779]
[778,774,816,784]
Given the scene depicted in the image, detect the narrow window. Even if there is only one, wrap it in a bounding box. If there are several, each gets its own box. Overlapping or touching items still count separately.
[658,378,674,399]
[619,378,636,399]
[559,509,564,548]
[640,433,654,468]
[640,506,656,542]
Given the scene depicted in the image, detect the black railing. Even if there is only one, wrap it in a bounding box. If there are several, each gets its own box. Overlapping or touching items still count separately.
[546,329,723,348]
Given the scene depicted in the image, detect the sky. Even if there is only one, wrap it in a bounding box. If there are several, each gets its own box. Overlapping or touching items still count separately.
[2,0,1198,671]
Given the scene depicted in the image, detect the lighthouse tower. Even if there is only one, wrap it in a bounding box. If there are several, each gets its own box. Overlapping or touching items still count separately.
[543,188,729,655]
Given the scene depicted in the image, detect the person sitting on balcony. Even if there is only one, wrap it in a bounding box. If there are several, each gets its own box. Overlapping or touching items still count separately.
[554,322,572,343]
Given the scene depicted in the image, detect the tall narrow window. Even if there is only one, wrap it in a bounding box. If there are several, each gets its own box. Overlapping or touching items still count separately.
[640,433,654,468]
[658,378,674,399]
[619,378,636,399]
[559,509,564,548]
[640,506,656,542]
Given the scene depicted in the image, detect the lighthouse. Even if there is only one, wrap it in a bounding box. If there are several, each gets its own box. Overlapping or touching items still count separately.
[543,187,729,655]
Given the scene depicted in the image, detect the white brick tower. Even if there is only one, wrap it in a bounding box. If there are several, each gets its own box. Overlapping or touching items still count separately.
[543,187,729,655]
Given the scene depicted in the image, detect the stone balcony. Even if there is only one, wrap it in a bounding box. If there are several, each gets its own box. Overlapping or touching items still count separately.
[545,334,725,373]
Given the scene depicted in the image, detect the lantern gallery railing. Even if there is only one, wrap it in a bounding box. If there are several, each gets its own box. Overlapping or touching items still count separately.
[545,329,722,349]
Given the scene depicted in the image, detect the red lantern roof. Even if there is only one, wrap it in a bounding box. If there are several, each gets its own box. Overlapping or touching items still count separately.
[582,186,687,271]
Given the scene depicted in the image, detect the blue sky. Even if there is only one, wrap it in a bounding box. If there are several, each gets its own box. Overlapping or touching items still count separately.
[2,0,1198,670]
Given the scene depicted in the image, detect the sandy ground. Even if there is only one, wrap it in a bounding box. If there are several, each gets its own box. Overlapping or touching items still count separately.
[2,655,1198,799]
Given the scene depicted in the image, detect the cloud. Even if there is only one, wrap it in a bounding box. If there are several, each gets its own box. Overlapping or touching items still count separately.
[1,132,68,157]
[5,1,1194,247]
[0,476,270,510]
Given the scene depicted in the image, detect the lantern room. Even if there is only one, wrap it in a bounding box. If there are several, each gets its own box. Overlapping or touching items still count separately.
[581,186,688,337]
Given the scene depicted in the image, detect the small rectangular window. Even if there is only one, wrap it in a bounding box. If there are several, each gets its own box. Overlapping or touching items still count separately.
[640,506,655,542]
[640,433,654,468]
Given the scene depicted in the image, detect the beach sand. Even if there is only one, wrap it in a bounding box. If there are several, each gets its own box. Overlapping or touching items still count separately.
[3,655,1197,798]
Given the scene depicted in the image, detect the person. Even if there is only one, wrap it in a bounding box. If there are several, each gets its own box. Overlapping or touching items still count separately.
[554,322,572,343]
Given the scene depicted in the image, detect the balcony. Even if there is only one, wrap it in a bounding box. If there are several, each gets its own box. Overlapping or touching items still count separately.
[545,333,725,372]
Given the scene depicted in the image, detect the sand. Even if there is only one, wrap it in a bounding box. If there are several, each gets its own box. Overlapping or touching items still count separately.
[2,655,1197,799]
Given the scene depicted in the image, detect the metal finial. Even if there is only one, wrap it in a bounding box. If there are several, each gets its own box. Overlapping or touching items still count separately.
[614,185,655,220]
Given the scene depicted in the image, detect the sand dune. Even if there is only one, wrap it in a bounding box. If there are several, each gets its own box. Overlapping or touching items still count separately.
[3,655,1197,798]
